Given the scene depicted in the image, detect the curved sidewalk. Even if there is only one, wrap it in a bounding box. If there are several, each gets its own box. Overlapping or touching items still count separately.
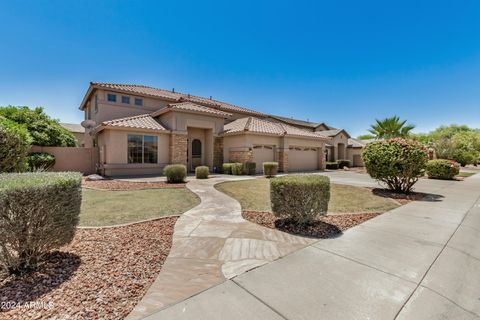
[127,176,315,320]
[143,173,480,320]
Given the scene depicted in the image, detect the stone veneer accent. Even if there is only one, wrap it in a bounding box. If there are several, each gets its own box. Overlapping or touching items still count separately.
[169,133,188,165]
[277,148,289,173]
[229,149,253,163]
[213,137,224,170]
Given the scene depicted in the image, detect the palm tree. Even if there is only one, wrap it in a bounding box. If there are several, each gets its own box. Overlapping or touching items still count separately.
[368,116,415,139]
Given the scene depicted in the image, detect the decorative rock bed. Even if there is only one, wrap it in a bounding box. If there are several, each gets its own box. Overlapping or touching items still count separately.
[0,217,177,320]
[243,211,381,238]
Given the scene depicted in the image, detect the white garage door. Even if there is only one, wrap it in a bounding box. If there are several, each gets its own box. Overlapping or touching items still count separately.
[288,147,318,172]
[252,145,275,173]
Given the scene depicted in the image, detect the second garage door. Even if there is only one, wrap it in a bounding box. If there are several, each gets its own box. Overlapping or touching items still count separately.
[288,147,319,172]
[252,145,275,173]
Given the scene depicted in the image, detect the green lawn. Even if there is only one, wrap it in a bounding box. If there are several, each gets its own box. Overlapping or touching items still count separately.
[80,188,200,227]
[458,171,476,178]
[215,178,400,214]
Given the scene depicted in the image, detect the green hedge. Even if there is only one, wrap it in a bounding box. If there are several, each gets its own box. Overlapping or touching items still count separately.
[243,162,256,175]
[231,163,243,175]
[0,117,32,173]
[222,163,234,174]
[270,175,330,225]
[326,162,339,170]
[362,138,428,193]
[163,164,187,183]
[27,152,56,171]
[337,160,351,169]
[195,166,209,179]
[263,162,278,177]
[0,172,82,274]
[426,159,460,180]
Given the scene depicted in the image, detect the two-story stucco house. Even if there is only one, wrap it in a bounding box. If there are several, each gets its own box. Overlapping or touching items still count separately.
[79,82,363,176]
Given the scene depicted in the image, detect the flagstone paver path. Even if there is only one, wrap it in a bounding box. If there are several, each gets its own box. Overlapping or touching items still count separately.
[126,176,315,320]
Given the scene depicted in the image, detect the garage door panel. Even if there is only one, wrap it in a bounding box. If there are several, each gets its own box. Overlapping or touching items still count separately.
[289,147,318,172]
[252,145,275,173]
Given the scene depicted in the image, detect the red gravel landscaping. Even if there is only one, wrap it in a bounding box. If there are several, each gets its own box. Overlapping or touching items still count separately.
[0,217,177,320]
[82,179,185,190]
[243,211,381,238]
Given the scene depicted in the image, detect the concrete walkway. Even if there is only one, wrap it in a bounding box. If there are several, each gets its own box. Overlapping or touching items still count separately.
[127,176,315,319]
[142,173,480,320]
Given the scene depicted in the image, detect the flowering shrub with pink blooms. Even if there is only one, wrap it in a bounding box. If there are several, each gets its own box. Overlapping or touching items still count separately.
[362,138,429,193]
[425,159,460,180]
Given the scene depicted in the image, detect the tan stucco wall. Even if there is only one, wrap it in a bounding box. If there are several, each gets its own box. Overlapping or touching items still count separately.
[30,146,98,174]
[329,133,349,161]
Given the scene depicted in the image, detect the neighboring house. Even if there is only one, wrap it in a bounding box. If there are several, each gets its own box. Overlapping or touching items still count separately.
[79,82,363,176]
[60,123,85,146]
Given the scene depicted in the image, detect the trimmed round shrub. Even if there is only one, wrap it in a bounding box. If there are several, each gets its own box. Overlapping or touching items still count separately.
[337,160,351,169]
[426,159,460,180]
[222,163,233,174]
[326,162,339,170]
[263,162,278,177]
[27,152,56,171]
[163,164,187,183]
[195,166,209,179]
[362,138,428,193]
[231,163,243,175]
[270,175,330,225]
[242,162,256,175]
[0,172,82,274]
[0,117,32,173]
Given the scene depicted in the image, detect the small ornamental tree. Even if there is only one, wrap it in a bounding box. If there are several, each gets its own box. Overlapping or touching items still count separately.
[362,138,428,193]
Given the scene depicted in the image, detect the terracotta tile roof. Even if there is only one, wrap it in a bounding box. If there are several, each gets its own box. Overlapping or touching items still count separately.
[152,102,231,118]
[223,117,329,139]
[315,129,342,137]
[90,82,264,116]
[101,114,167,131]
[348,138,367,148]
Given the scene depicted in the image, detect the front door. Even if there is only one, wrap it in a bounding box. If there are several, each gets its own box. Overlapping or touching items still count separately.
[191,139,202,170]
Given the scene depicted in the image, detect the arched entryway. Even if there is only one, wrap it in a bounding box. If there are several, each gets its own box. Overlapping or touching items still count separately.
[191,139,202,169]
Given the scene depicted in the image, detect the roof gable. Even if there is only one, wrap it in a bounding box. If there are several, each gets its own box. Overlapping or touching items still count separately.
[99,114,167,132]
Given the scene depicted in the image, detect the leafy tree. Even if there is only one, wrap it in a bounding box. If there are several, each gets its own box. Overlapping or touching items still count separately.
[357,134,376,140]
[0,117,32,172]
[450,131,480,166]
[419,125,480,166]
[368,116,415,139]
[0,106,76,147]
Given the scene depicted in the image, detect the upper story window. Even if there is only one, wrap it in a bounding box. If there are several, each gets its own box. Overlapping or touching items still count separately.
[107,93,117,102]
[121,96,130,104]
[94,94,98,113]
[134,98,143,106]
[127,134,158,164]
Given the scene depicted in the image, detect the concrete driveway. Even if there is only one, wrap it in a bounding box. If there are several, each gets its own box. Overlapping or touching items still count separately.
[144,172,480,320]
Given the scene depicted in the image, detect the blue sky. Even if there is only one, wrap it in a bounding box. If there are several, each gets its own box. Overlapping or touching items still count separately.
[1,0,479,137]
